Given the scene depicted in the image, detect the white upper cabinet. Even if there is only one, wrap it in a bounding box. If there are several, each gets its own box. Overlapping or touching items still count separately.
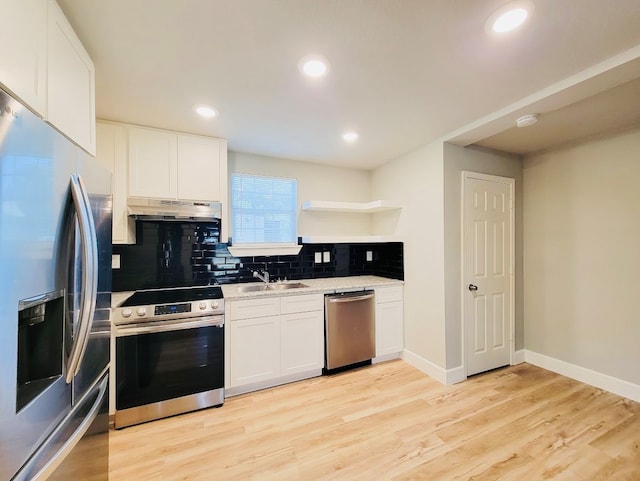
[96,121,134,244]
[177,134,226,202]
[128,125,227,203]
[0,0,47,115]
[101,121,228,243]
[46,0,96,154]
[128,126,178,199]
[0,0,95,153]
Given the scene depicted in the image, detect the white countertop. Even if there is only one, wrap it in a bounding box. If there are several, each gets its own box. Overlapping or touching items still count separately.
[111,275,403,307]
[221,275,403,300]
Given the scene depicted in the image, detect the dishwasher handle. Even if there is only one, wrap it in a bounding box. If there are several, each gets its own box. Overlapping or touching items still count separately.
[326,291,375,303]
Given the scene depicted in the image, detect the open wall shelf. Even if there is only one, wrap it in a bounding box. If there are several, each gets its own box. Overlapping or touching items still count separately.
[300,200,402,243]
[301,235,402,244]
[301,200,401,213]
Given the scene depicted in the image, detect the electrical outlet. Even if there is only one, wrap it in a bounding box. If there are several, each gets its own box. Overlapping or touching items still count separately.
[366,250,373,262]
[112,254,121,269]
[323,251,331,263]
[314,252,322,264]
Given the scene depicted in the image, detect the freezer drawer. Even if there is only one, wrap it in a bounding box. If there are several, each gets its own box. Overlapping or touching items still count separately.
[324,291,375,370]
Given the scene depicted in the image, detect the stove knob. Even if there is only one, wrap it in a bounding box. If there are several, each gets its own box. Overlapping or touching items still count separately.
[210,301,219,309]
[136,308,147,317]
[199,302,207,310]
[122,309,132,318]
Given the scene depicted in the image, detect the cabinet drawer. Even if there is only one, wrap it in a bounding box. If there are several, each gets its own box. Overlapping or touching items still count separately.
[375,285,403,303]
[280,294,324,314]
[229,297,280,320]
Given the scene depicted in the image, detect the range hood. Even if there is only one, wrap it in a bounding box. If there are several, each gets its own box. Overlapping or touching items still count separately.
[128,197,221,221]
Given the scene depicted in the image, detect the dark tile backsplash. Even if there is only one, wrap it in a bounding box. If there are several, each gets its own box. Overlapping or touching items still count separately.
[112,221,403,292]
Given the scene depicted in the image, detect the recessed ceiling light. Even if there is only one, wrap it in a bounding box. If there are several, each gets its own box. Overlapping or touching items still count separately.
[342,131,358,143]
[299,55,330,78]
[194,105,218,118]
[487,1,532,34]
[493,8,528,32]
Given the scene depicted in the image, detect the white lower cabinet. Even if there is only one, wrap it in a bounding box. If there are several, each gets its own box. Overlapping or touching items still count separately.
[280,311,323,375]
[227,293,323,394]
[227,286,403,395]
[374,285,404,358]
[229,315,280,386]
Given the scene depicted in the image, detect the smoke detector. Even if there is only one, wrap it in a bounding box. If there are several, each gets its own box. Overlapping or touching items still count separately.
[516,114,539,128]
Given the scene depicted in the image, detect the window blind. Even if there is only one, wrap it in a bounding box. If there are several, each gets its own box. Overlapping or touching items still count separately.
[231,173,297,245]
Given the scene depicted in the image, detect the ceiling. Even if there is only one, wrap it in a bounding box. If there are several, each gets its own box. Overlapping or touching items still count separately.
[474,76,640,155]
[57,0,640,169]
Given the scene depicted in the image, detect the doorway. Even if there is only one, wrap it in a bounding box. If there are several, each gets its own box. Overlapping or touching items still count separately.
[462,172,514,376]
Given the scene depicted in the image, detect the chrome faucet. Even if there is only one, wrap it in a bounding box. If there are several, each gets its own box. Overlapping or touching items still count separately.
[253,269,270,284]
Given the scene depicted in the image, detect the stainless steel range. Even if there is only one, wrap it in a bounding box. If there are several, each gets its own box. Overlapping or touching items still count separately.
[113,286,224,428]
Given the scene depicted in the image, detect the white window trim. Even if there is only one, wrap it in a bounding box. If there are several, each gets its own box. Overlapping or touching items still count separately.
[227,244,302,257]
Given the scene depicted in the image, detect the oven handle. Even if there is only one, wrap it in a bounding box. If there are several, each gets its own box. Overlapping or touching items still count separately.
[115,315,224,337]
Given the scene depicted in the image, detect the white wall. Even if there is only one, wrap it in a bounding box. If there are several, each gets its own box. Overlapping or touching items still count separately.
[228,151,372,238]
[523,127,640,385]
[371,141,447,368]
[370,140,522,376]
[443,143,523,369]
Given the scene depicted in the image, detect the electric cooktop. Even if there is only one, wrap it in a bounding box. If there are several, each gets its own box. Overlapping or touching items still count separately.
[120,285,224,307]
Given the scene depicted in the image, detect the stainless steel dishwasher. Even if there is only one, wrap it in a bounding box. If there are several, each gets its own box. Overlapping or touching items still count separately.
[324,290,376,371]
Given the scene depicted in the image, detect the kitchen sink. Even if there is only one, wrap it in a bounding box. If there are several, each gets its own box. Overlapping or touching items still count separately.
[237,284,268,293]
[266,282,309,290]
[237,282,309,293]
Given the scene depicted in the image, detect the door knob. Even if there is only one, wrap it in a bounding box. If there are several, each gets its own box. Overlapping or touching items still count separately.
[468,284,478,292]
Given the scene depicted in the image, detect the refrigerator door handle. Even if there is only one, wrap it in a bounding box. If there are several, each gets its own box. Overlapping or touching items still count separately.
[11,374,108,481]
[65,174,99,383]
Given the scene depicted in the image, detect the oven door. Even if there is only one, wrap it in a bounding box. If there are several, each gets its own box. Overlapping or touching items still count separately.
[115,316,224,414]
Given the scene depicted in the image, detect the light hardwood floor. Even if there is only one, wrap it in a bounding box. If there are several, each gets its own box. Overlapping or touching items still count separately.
[109,360,640,480]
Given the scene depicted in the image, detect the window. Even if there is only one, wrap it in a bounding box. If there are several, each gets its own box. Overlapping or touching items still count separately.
[230,173,298,247]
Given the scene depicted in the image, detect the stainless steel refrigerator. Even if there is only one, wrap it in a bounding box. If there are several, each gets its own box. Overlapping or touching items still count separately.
[0,87,111,480]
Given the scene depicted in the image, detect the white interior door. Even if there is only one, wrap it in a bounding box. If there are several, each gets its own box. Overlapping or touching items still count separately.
[463,172,514,376]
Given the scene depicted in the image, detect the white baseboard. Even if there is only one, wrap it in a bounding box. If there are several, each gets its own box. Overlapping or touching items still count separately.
[524,350,640,403]
[401,349,466,385]
[446,365,466,384]
[512,349,526,364]
[373,352,401,364]
[401,348,640,402]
